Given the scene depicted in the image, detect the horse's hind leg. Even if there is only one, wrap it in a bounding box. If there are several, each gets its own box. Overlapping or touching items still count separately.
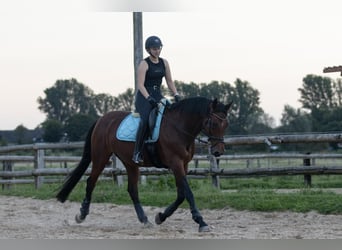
[76,158,109,223]
[125,164,151,226]
[75,177,93,223]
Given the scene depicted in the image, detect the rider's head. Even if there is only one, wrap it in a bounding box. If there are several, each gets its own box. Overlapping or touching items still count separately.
[145,36,163,56]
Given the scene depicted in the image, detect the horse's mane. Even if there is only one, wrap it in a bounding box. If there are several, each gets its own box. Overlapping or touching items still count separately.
[169,97,211,116]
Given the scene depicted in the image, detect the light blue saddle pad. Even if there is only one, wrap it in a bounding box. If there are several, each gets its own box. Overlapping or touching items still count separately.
[116,99,169,143]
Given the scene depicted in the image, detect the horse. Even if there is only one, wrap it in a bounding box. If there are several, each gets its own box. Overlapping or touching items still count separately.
[56,96,232,232]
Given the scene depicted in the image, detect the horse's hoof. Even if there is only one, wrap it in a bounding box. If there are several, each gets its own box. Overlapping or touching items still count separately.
[155,212,163,225]
[143,221,154,228]
[199,225,210,232]
[75,214,85,224]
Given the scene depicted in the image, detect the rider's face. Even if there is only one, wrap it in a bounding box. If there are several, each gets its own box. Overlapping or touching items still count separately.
[149,46,162,57]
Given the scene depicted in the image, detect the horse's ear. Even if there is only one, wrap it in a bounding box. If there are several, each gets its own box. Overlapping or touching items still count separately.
[225,101,233,112]
[210,98,218,112]
[213,98,218,108]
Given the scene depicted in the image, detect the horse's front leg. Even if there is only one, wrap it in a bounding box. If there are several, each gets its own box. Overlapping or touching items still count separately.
[182,176,210,232]
[155,185,185,225]
[126,166,152,227]
[155,176,209,232]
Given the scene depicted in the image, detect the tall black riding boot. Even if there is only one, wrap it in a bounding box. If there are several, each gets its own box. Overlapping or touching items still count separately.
[132,120,148,164]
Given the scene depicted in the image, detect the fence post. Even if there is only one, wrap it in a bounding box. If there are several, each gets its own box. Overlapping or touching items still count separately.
[194,159,199,168]
[115,157,124,187]
[208,155,220,189]
[34,144,45,189]
[2,161,12,190]
[303,152,312,187]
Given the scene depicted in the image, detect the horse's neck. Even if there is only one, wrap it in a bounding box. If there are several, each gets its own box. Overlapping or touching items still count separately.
[185,116,203,135]
[170,113,204,140]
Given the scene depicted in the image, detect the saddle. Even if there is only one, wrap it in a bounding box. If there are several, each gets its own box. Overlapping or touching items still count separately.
[116,98,170,143]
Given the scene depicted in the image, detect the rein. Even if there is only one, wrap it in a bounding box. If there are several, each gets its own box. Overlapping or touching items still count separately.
[157,102,225,145]
[157,107,206,143]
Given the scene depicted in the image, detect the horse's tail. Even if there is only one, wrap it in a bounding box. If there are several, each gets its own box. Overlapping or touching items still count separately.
[56,121,97,203]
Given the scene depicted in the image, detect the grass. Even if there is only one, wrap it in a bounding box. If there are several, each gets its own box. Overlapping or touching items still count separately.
[2,175,342,215]
[220,175,342,189]
[222,189,342,214]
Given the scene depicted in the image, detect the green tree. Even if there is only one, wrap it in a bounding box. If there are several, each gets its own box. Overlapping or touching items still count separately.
[310,107,342,132]
[93,93,117,116]
[37,78,97,124]
[65,114,96,141]
[113,88,135,111]
[298,75,342,132]
[174,80,234,104]
[298,75,335,110]
[199,81,225,99]
[228,79,264,135]
[14,124,29,144]
[278,105,312,133]
[250,113,276,134]
[0,135,7,146]
[174,79,265,135]
[174,80,201,97]
[41,119,63,142]
[333,78,342,107]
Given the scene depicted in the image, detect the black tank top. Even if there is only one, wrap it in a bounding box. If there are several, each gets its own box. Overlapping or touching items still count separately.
[144,57,165,87]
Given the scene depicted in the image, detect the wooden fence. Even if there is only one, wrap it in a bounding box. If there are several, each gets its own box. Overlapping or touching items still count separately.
[1,133,342,189]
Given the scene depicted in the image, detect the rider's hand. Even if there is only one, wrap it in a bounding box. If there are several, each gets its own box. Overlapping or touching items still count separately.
[174,94,181,103]
[147,96,158,107]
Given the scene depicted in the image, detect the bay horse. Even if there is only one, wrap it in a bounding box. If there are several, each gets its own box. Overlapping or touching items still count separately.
[56,96,232,232]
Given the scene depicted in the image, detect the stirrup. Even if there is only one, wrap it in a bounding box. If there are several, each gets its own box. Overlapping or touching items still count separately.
[132,152,143,164]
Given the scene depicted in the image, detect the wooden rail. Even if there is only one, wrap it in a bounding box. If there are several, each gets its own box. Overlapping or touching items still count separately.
[323,65,342,76]
[223,133,342,145]
[2,165,342,180]
[1,132,342,189]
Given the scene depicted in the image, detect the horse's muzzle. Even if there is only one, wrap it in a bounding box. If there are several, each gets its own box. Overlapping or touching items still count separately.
[212,151,221,157]
[210,142,225,157]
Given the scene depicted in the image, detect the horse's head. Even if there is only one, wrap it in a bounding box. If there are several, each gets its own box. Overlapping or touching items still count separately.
[202,98,232,156]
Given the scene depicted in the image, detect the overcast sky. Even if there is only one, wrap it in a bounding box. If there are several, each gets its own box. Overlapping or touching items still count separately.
[0,0,341,130]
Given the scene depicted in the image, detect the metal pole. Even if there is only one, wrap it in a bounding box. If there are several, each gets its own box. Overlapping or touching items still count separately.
[133,12,143,97]
[133,12,146,184]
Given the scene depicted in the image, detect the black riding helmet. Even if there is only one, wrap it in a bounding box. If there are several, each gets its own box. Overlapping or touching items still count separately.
[145,36,163,50]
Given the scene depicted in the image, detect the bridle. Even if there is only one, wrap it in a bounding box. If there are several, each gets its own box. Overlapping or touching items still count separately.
[201,112,227,147]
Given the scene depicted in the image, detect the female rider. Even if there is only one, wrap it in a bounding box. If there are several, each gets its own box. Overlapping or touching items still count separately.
[132,35,180,164]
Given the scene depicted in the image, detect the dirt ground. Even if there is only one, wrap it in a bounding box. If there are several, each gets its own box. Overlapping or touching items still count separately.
[1,195,342,239]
